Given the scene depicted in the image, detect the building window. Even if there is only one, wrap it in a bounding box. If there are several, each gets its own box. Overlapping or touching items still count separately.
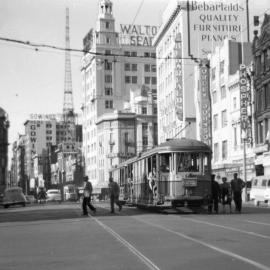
[221,110,227,127]
[104,61,112,70]
[132,76,137,84]
[105,87,113,96]
[222,140,227,160]
[143,136,148,146]
[233,127,237,148]
[213,114,218,130]
[211,67,216,80]
[151,77,157,85]
[105,21,110,29]
[46,124,52,128]
[151,65,156,72]
[144,64,150,72]
[30,125,36,130]
[124,63,130,71]
[221,85,226,99]
[142,107,147,114]
[124,51,130,56]
[106,37,110,44]
[145,77,151,84]
[131,52,137,57]
[105,75,112,83]
[105,100,113,109]
[212,91,217,103]
[233,97,237,109]
[151,52,156,58]
[214,143,219,162]
[125,76,130,84]
[154,107,157,114]
[265,83,270,108]
[142,123,148,133]
[144,52,150,57]
[131,64,137,71]
[220,60,225,74]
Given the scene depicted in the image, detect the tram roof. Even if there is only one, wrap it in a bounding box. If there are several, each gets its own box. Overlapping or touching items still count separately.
[144,138,211,156]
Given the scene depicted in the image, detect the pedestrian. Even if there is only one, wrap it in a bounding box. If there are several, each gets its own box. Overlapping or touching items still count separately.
[231,173,245,213]
[220,177,232,214]
[208,174,220,214]
[82,176,96,216]
[108,177,122,213]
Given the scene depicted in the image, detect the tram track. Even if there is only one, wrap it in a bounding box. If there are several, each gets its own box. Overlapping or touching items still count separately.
[88,203,270,270]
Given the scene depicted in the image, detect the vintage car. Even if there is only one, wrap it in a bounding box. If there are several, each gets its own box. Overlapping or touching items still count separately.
[1,187,27,208]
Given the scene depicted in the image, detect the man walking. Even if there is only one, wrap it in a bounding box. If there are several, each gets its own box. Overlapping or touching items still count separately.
[231,173,245,213]
[208,174,220,214]
[108,177,122,213]
[82,176,96,216]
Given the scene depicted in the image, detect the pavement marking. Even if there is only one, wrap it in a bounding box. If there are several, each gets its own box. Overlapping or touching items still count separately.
[89,215,161,270]
[134,216,270,270]
[177,217,270,240]
[244,220,270,226]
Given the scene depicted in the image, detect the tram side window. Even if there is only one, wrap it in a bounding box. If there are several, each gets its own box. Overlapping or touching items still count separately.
[176,153,199,172]
[203,154,210,174]
[160,154,170,172]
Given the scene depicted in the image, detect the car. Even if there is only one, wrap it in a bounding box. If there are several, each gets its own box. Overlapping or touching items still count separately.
[1,187,27,208]
[46,189,61,203]
[250,176,270,206]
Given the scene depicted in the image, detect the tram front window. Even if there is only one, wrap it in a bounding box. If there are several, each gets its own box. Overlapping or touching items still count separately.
[176,153,200,172]
[160,154,170,173]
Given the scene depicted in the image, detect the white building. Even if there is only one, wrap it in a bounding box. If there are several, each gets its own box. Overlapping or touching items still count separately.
[81,0,157,186]
[153,0,248,144]
[206,39,255,182]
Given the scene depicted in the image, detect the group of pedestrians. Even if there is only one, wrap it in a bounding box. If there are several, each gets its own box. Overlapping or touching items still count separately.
[81,176,122,216]
[208,173,246,214]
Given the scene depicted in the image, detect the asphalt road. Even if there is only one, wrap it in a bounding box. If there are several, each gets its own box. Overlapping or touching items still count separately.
[0,201,270,270]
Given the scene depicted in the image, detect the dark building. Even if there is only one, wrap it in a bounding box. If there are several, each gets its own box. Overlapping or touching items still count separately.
[252,14,270,175]
[0,107,9,193]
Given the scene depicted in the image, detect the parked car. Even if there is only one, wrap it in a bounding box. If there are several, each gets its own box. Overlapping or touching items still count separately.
[1,187,27,208]
[250,176,270,206]
[46,189,61,203]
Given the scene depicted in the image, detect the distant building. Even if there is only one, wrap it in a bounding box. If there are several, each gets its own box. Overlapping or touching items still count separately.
[81,0,157,186]
[0,107,9,193]
[252,14,270,175]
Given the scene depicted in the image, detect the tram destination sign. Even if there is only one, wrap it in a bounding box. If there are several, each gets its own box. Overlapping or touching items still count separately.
[187,0,248,58]
[119,24,159,47]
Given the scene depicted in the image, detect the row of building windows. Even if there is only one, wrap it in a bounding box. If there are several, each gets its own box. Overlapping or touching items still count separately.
[124,51,156,58]
[255,47,270,75]
[256,83,270,113]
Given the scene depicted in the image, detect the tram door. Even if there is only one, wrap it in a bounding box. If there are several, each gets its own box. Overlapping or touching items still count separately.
[159,153,170,201]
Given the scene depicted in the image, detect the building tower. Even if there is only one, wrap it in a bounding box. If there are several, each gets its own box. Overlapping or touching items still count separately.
[63,7,74,116]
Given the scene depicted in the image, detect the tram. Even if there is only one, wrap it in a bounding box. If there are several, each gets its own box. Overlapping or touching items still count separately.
[110,138,212,208]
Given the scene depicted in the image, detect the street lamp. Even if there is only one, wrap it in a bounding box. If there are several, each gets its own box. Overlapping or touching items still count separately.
[241,130,247,202]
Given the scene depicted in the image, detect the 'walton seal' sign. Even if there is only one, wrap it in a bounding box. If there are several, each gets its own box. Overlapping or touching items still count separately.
[119,24,159,46]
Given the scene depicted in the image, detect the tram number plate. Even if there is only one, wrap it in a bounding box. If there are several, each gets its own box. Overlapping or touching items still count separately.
[183,179,197,187]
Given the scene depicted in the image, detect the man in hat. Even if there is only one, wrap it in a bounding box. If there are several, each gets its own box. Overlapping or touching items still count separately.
[108,177,122,213]
[82,176,96,216]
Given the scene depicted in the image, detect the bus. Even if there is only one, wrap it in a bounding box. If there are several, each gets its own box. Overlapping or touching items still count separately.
[110,138,212,208]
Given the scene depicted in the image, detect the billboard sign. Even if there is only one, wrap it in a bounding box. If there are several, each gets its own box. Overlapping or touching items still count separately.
[187,0,248,58]
[119,24,158,46]
[199,59,212,146]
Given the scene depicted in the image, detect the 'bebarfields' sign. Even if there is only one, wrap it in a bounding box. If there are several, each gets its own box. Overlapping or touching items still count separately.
[187,0,248,58]
[119,24,159,46]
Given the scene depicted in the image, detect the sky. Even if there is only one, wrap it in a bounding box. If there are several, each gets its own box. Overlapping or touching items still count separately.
[0,0,269,158]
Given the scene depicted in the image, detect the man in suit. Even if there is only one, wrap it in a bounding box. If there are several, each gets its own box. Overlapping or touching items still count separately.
[108,177,122,213]
[82,176,96,216]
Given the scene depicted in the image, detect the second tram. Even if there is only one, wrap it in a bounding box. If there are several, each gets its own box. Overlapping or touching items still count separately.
[110,138,212,208]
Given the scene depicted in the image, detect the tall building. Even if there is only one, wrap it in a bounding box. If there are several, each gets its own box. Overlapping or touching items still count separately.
[253,14,270,175]
[81,0,157,186]
[200,39,255,181]
[153,0,248,144]
[0,107,9,193]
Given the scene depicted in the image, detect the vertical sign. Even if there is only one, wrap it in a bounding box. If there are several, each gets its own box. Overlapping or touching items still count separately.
[239,65,248,131]
[174,33,183,121]
[199,59,212,146]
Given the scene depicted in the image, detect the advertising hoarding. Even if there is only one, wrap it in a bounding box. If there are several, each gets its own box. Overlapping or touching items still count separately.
[187,0,248,59]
